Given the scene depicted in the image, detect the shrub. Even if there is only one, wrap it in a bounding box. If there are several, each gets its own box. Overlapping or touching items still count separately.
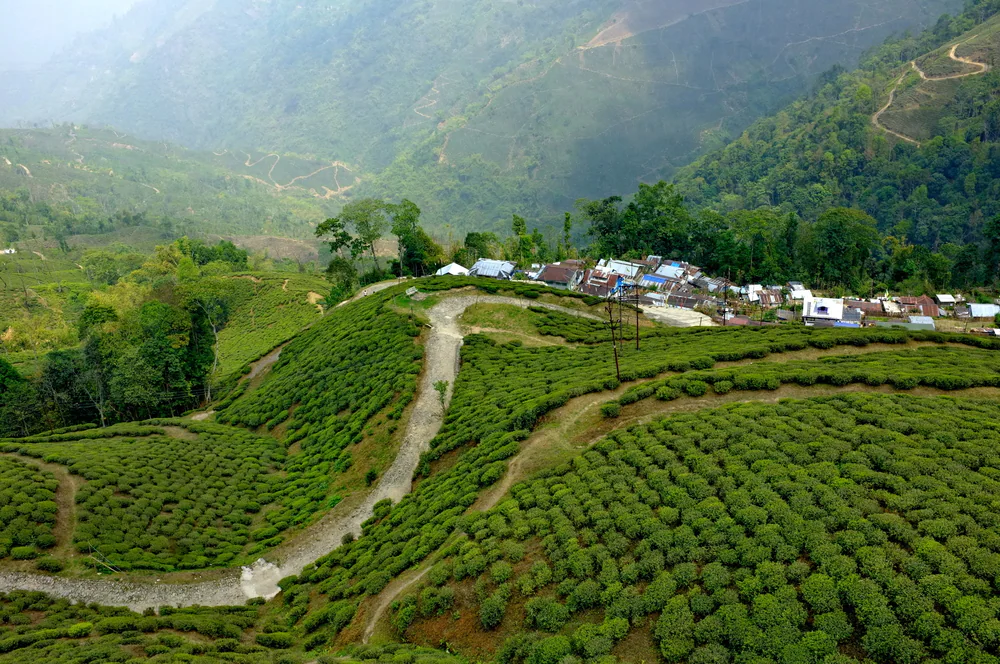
[600,403,621,418]
[256,632,294,648]
[713,381,733,395]
[35,557,63,572]
[525,597,570,632]
[10,547,36,560]
[656,386,681,401]
[684,380,709,397]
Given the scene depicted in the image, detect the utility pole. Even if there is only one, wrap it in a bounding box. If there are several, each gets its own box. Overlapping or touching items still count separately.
[635,283,641,350]
[604,296,621,383]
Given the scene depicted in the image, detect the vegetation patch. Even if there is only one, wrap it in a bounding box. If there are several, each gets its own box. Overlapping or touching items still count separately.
[403,394,1000,664]
[0,457,58,560]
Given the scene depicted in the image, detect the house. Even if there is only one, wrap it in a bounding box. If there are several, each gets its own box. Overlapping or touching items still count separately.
[882,300,903,316]
[640,274,668,291]
[936,294,957,306]
[788,281,805,291]
[845,299,884,316]
[802,297,844,325]
[908,315,936,330]
[634,256,663,272]
[777,309,796,321]
[639,292,667,308]
[468,259,516,280]
[757,291,784,308]
[899,295,940,318]
[435,262,469,277]
[536,262,583,290]
[598,259,644,280]
[579,269,620,298]
[969,303,1000,319]
[789,288,813,301]
[842,308,864,324]
[741,285,763,302]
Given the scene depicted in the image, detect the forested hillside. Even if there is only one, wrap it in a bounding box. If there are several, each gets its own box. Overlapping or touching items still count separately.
[0,0,959,233]
[673,0,1000,286]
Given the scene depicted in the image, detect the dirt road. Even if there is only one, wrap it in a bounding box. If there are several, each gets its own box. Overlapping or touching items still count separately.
[0,293,596,611]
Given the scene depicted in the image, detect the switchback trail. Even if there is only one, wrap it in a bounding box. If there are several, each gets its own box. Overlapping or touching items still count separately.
[873,38,988,145]
[0,295,597,611]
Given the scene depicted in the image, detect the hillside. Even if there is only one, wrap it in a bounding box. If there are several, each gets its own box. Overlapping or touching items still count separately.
[0,126,344,241]
[5,278,1000,662]
[673,3,1000,267]
[0,0,960,233]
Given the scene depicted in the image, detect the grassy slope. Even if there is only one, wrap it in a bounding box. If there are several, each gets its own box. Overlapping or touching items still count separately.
[0,127,339,239]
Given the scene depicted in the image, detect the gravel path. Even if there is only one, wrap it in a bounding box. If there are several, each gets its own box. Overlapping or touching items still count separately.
[0,293,597,612]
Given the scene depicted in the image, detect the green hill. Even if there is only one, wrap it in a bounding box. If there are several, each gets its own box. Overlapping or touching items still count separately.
[0,126,343,241]
[0,0,960,233]
[673,2,1000,268]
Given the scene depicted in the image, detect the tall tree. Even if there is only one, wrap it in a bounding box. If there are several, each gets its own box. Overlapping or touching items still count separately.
[317,198,388,272]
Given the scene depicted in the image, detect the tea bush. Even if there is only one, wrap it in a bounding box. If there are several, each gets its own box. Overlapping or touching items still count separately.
[2,422,284,570]
[609,346,1000,411]
[0,457,58,559]
[422,394,1000,663]
[0,591,272,662]
[218,289,424,531]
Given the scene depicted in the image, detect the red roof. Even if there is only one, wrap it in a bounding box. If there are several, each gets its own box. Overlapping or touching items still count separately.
[537,264,580,285]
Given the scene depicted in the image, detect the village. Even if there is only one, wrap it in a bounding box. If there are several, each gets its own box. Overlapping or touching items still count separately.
[434,255,1000,334]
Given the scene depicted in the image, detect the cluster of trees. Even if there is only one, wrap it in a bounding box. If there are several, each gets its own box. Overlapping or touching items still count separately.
[2,421,285,571]
[580,181,981,294]
[648,0,1000,292]
[317,197,446,300]
[0,239,251,436]
[401,393,1000,663]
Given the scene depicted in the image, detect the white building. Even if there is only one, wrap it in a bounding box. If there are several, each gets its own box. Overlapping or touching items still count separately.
[435,262,469,277]
[0,248,15,255]
[598,259,644,280]
[468,259,516,280]
[802,297,844,325]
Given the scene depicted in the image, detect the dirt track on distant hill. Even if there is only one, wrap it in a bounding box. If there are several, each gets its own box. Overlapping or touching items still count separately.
[873,37,989,146]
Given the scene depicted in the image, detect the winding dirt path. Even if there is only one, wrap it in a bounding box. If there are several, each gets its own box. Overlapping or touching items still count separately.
[0,294,597,611]
[873,38,989,145]
[872,72,920,146]
[913,39,989,81]
[0,453,79,558]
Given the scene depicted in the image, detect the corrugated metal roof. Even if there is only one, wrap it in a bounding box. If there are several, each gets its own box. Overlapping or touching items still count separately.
[469,259,515,279]
[969,303,1000,318]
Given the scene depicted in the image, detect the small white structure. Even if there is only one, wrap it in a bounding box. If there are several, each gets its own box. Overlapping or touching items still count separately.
[802,297,844,325]
[435,262,469,277]
[969,303,1000,319]
[599,259,644,280]
[0,248,15,255]
[790,288,813,301]
[935,294,957,306]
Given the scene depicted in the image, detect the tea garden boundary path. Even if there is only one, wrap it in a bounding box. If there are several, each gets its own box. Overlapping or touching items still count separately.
[0,293,599,611]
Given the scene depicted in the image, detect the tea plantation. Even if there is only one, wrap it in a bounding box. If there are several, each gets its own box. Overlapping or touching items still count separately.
[398,394,1000,664]
[8,282,1000,663]
[1,422,285,570]
[607,346,1000,411]
[0,457,58,560]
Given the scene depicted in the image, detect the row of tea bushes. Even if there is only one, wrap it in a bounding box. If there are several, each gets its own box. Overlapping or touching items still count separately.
[606,346,1000,414]
[0,457,57,560]
[1,422,285,570]
[403,394,1000,664]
